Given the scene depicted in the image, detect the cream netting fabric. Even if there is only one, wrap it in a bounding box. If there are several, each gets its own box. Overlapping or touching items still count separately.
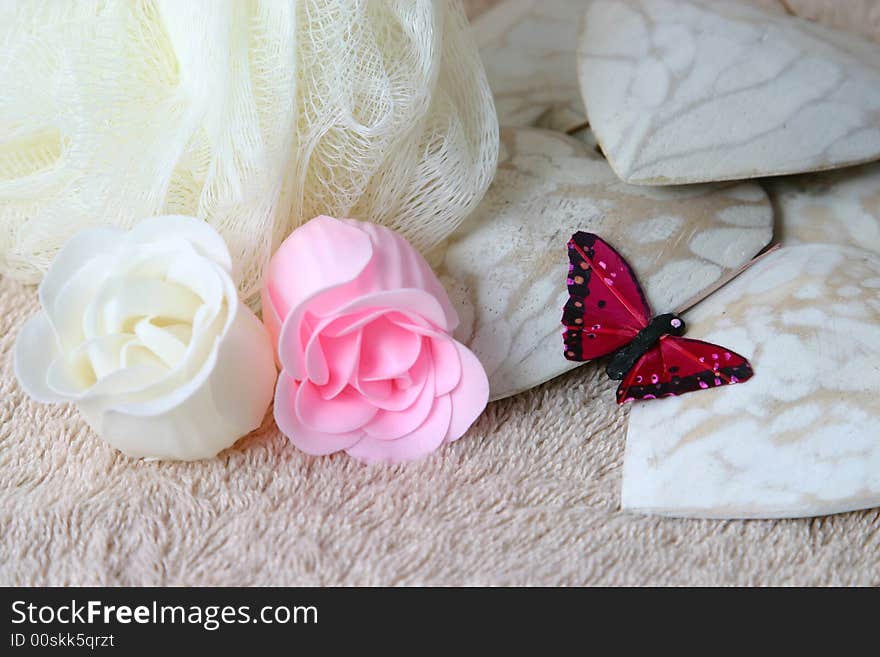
[0,0,498,303]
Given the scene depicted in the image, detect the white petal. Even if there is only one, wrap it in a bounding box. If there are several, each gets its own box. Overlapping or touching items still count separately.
[165,247,226,304]
[50,253,115,351]
[128,215,233,271]
[84,260,234,410]
[14,312,66,403]
[99,279,201,334]
[39,226,124,314]
[133,317,188,368]
[93,304,276,460]
[46,334,164,400]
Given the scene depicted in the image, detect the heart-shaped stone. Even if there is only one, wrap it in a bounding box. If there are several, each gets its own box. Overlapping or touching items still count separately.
[766,161,880,253]
[623,244,880,518]
[473,0,588,131]
[578,0,880,184]
[433,127,773,400]
[757,0,880,44]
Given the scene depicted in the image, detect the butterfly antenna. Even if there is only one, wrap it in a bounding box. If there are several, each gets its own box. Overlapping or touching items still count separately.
[674,243,781,316]
[565,120,590,135]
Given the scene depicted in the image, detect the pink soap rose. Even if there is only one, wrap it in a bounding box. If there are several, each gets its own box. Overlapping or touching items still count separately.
[262,216,489,464]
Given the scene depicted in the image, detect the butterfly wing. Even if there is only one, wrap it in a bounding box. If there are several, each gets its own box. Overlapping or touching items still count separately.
[563,231,652,361]
[616,336,753,403]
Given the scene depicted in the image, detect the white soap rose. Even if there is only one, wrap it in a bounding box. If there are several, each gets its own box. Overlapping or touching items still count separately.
[14,216,276,460]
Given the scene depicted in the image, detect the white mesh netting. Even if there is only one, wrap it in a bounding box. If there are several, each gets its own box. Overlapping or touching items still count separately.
[0,0,498,303]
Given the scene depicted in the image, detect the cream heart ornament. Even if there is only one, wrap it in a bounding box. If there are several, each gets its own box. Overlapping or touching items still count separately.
[434,128,773,400]
[766,161,880,253]
[474,0,880,135]
[473,0,589,131]
[757,0,880,44]
[623,244,880,518]
[578,0,880,184]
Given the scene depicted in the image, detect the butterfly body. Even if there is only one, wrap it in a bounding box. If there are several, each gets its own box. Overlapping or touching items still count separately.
[562,232,753,403]
[605,313,685,380]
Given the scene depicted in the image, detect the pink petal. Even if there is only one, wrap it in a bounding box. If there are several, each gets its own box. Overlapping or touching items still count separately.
[358,316,422,381]
[361,356,436,439]
[268,216,460,382]
[266,216,373,320]
[444,341,490,444]
[303,330,330,385]
[320,308,392,338]
[320,330,362,400]
[311,289,451,335]
[268,217,373,379]
[431,335,462,396]
[341,219,458,331]
[303,309,421,396]
[368,349,430,412]
[295,379,377,434]
[301,312,348,385]
[274,374,363,455]
[354,378,392,401]
[387,314,448,339]
[345,395,452,465]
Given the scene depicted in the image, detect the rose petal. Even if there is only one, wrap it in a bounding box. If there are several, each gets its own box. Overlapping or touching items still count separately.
[346,395,452,464]
[267,216,373,319]
[133,317,188,368]
[39,226,124,315]
[46,334,165,400]
[94,303,276,460]
[270,217,460,381]
[270,217,373,378]
[104,259,234,411]
[95,308,275,460]
[313,289,450,335]
[120,342,167,370]
[274,374,363,455]
[302,326,331,386]
[295,380,377,434]
[13,312,65,403]
[98,278,202,335]
[50,254,115,351]
[341,219,459,331]
[320,330,362,400]
[388,318,467,396]
[444,341,489,444]
[368,348,430,412]
[128,215,233,272]
[358,316,422,381]
[165,247,226,306]
[288,221,459,332]
[320,308,393,338]
[80,248,222,346]
[362,356,435,439]
[301,309,379,385]
[430,335,462,396]
[354,378,392,401]
[387,314,448,339]
[84,333,133,380]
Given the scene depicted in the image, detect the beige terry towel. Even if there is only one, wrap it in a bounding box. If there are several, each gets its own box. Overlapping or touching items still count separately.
[2,276,879,586]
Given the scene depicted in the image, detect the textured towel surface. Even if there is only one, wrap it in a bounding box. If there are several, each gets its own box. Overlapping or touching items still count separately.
[3,275,879,586]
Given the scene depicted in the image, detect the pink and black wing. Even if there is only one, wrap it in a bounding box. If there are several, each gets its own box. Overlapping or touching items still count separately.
[562,231,652,361]
[616,336,753,403]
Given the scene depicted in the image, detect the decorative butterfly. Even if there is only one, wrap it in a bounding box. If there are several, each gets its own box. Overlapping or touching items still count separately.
[562,232,754,403]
